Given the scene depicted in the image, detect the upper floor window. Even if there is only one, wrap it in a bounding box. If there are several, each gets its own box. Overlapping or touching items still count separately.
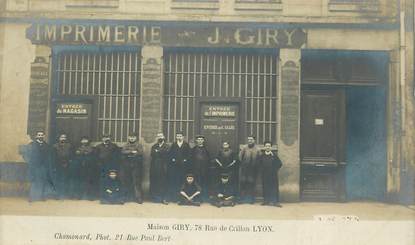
[234,0,283,11]
[328,0,379,12]
[171,0,220,10]
[236,0,281,2]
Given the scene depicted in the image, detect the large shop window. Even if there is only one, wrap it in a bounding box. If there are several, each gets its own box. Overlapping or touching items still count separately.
[55,49,141,142]
[163,51,278,145]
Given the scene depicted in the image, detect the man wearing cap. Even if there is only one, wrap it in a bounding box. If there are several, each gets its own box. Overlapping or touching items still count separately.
[212,173,236,208]
[167,132,191,202]
[52,133,74,199]
[22,130,53,202]
[190,135,210,201]
[120,133,144,203]
[73,136,98,200]
[150,133,169,204]
[238,135,261,204]
[94,134,121,187]
[100,169,124,205]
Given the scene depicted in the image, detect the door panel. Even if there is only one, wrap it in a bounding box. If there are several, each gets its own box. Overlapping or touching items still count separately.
[300,89,346,201]
[301,90,345,163]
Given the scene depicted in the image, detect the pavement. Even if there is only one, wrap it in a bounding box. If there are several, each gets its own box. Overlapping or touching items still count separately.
[0,197,414,220]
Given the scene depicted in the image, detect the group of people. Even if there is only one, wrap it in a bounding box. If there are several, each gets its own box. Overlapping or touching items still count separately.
[22,130,283,207]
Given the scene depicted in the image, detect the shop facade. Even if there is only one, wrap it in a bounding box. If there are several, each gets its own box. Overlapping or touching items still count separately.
[0,0,413,203]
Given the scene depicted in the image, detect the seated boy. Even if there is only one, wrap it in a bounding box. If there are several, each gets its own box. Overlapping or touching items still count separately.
[178,173,201,206]
[100,169,124,205]
[212,173,235,207]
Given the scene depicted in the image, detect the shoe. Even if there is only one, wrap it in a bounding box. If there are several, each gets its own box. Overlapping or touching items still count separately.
[261,202,269,206]
[274,203,282,208]
[162,200,169,205]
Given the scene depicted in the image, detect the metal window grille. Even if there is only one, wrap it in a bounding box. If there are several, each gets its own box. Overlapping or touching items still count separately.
[55,51,141,142]
[163,51,278,145]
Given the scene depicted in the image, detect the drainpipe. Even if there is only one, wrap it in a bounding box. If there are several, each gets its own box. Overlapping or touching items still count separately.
[399,0,407,197]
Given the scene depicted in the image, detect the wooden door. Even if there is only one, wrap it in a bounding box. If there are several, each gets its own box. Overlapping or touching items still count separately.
[300,89,346,201]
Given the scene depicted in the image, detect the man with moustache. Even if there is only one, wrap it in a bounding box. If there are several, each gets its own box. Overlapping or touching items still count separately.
[52,133,73,199]
[239,135,261,204]
[150,133,169,204]
[190,135,210,201]
[120,133,144,203]
[94,134,121,183]
[22,130,53,202]
[73,136,98,200]
[167,132,191,202]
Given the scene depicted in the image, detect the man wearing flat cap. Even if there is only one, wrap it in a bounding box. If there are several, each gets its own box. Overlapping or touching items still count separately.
[120,132,144,203]
[212,173,236,207]
[94,134,121,185]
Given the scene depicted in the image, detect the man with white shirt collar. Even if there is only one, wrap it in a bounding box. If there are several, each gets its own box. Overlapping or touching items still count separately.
[259,141,283,207]
[22,130,53,202]
[167,132,191,202]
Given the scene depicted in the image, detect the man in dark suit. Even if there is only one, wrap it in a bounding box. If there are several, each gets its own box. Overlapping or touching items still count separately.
[167,132,191,202]
[22,130,53,202]
[190,135,210,201]
[259,141,283,207]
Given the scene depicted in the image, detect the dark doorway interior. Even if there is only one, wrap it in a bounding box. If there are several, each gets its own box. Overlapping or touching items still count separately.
[345,86,387,201]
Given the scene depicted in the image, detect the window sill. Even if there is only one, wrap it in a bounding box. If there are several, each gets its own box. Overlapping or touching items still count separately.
[234,2,282,11]
[65,0,119,8]
[328,2,380,12]
[171,0,219,10]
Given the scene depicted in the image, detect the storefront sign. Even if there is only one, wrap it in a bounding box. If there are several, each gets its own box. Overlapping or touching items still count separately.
[27,57,49,137]
[26,23,307,48]
[200,103,239,154]
[203,105,236,118]
[56,103,88,115]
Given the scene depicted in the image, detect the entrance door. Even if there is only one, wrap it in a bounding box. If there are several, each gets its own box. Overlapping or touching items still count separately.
[55,102,93,144]
[199,102,240,156]
[300,89,346,201]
